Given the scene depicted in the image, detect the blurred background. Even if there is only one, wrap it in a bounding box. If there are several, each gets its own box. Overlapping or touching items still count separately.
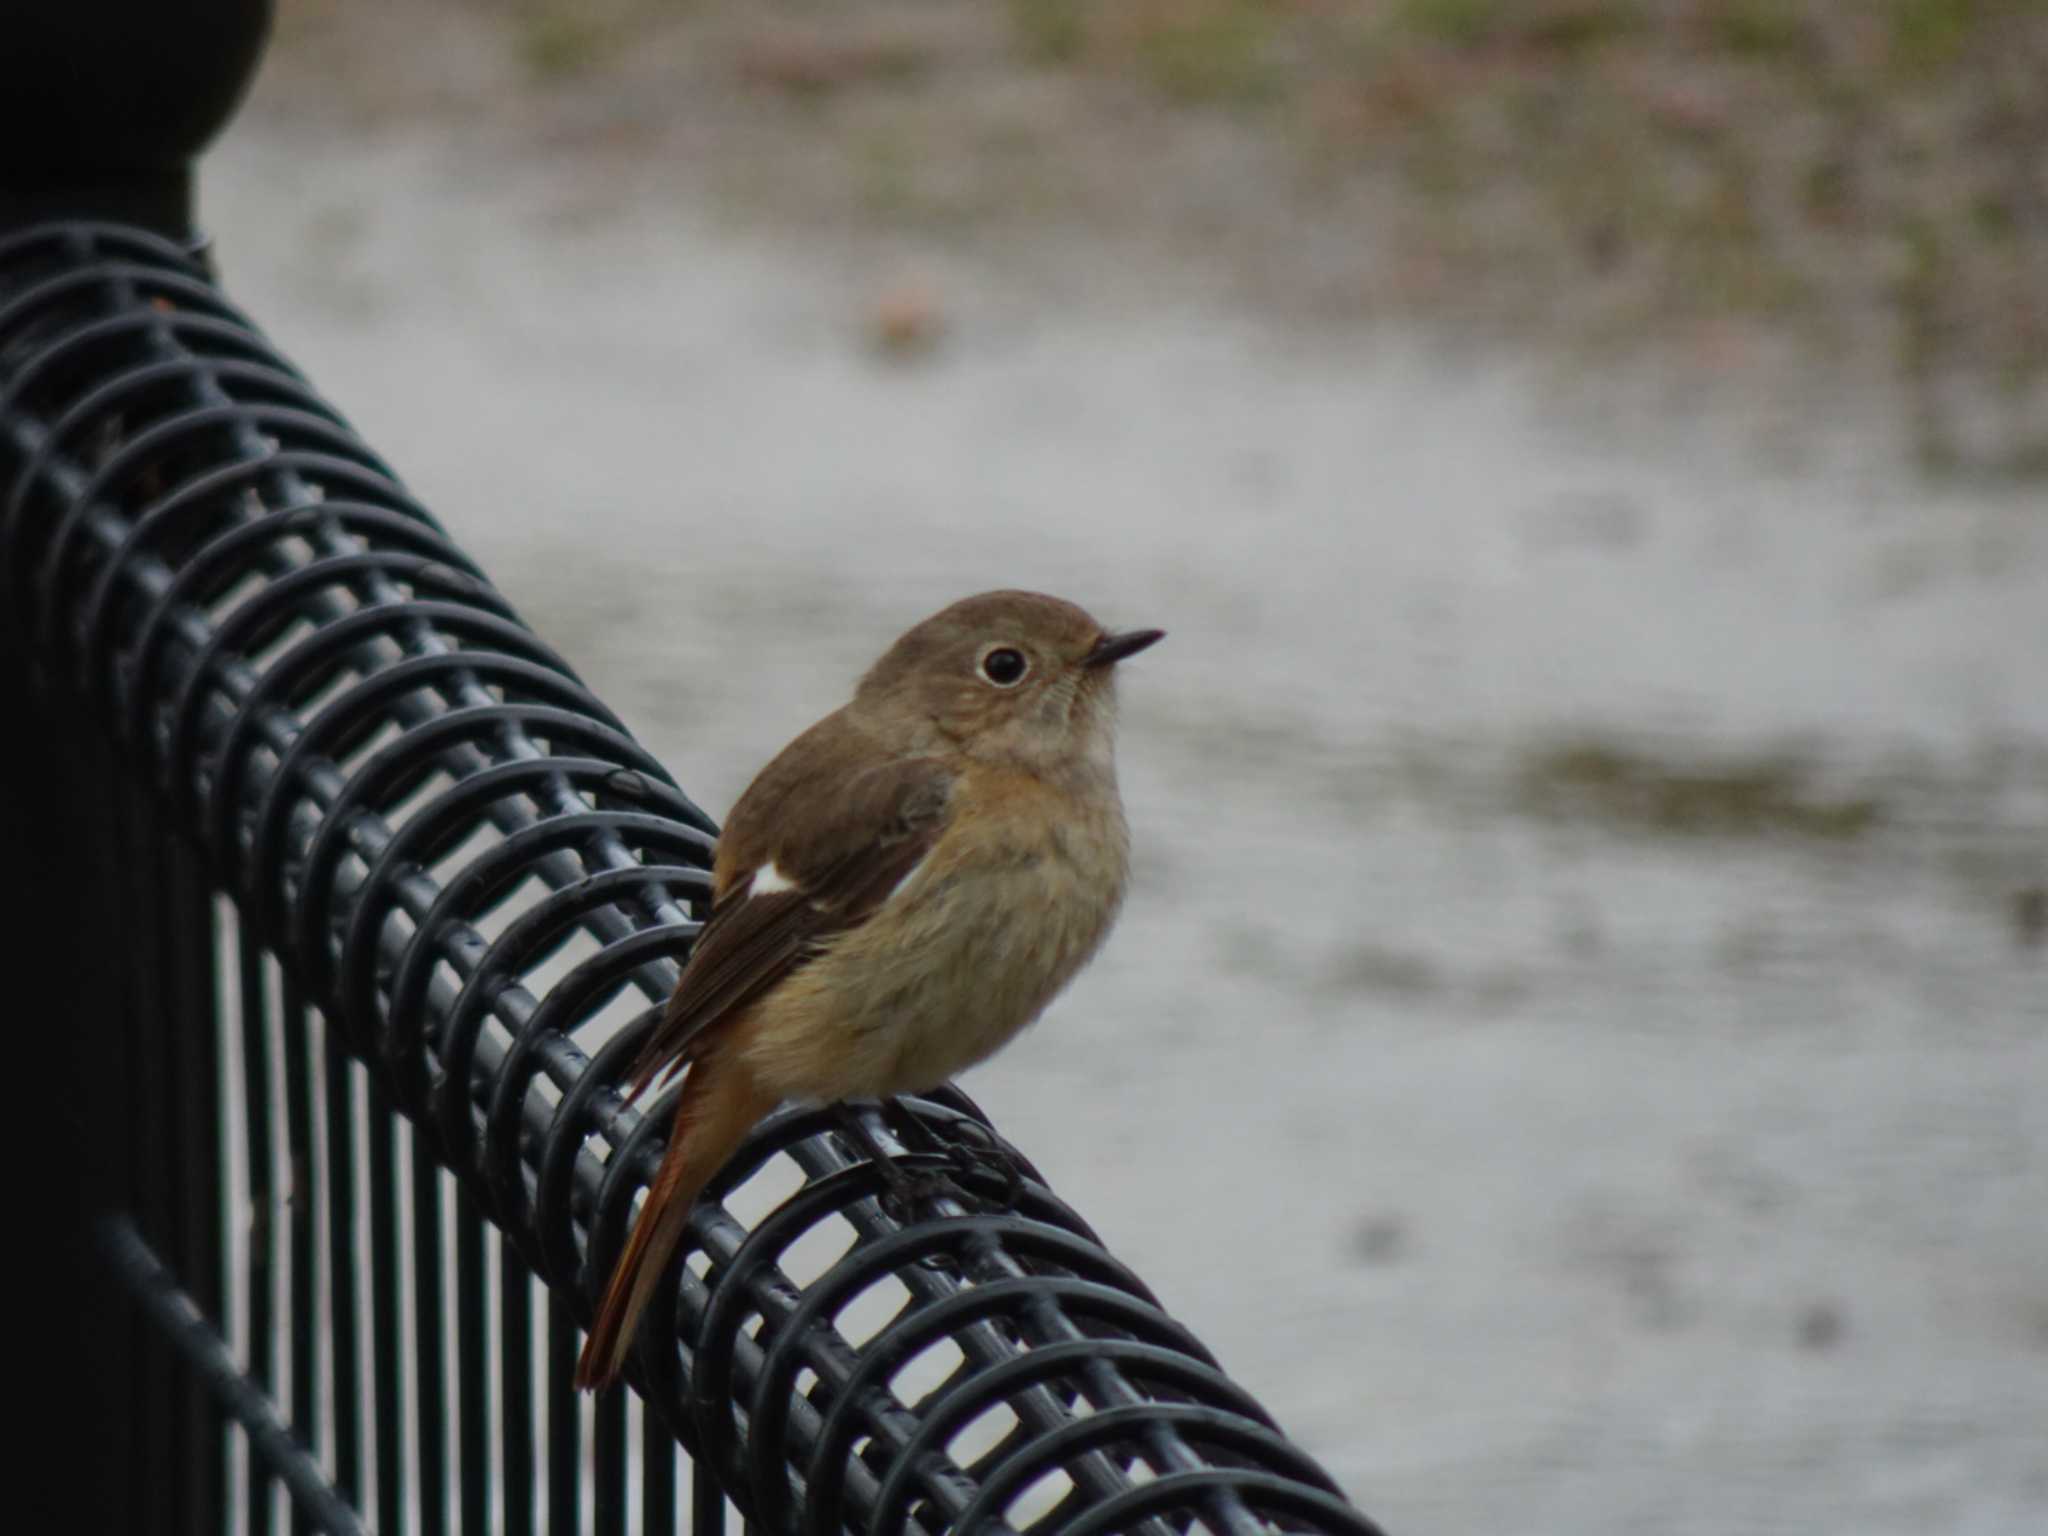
[206,3,2045,1532]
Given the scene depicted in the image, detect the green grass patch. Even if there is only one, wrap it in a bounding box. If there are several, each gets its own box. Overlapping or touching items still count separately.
[1516,741,1885,842]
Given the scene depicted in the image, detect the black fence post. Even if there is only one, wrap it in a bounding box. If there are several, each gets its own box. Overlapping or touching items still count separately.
[4,674,134,1529]
[0,0,272,238]
[6,4,268,1529]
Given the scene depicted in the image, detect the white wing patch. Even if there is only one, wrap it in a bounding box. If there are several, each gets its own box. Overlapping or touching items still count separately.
[750,861,797,896]
[886,851,932,903]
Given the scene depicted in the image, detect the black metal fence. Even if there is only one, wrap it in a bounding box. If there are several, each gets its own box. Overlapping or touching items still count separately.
[2,15,1383,1536]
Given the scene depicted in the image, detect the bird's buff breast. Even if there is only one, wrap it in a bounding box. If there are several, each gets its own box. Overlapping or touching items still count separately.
[739,798,1129,1102]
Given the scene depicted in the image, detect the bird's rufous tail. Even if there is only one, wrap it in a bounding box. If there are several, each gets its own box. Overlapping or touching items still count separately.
[575,1055,774,1391]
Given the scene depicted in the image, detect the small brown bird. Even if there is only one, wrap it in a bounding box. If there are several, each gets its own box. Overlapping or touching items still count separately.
[575,590,1163,1390]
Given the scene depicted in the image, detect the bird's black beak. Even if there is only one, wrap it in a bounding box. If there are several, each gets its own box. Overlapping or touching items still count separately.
[1083,628,1166,668]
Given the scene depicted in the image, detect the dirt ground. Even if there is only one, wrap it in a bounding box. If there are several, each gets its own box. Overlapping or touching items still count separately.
[202,4,2047,1531]
[262,0,2048,476]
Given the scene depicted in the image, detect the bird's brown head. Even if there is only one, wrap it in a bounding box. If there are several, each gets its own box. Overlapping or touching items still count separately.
[853,590,1164,776]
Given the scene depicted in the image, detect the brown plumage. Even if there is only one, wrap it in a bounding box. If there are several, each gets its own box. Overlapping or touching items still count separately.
[575,590,1163,1390]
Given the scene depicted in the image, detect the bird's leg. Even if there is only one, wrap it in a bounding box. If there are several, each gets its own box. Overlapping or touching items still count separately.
[831,1103,962,1222]
[878,1098,1026,1214]
[936,1115,1026,1211]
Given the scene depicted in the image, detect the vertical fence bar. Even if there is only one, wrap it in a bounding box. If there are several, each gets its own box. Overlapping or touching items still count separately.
[240,929,278,1536]
[323,1022,364,1507]
[413,1148,450,1536]
[548,1290,580,1536]
[456,1181,491,1536]
[168,824,227,1535]
[595,1368,629,1536]
[644,1405,678,1534]
[501,1238,536,1536]
[367,1089,404,1535]
[281,976,319,1536]
[121,777,183,1533]
[693,1456,728,1536]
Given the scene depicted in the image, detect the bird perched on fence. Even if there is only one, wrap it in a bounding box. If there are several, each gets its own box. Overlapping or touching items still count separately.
[576,589,1163,1390]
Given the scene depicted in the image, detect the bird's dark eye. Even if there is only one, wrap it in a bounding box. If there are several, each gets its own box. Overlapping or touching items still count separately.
[980,647,1029,687]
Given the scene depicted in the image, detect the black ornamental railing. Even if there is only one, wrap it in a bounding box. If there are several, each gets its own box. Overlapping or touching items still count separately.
[1,6,1383,1535]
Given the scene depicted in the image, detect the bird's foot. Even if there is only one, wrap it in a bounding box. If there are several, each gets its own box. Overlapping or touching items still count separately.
[833,1104,953,1220]
[934,1116,1025,1213]
[874,1165,975,1226]
[833,1102,1026,1221]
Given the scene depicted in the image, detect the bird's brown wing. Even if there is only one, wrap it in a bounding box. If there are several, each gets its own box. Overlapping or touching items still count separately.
[624,749,954,1099]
